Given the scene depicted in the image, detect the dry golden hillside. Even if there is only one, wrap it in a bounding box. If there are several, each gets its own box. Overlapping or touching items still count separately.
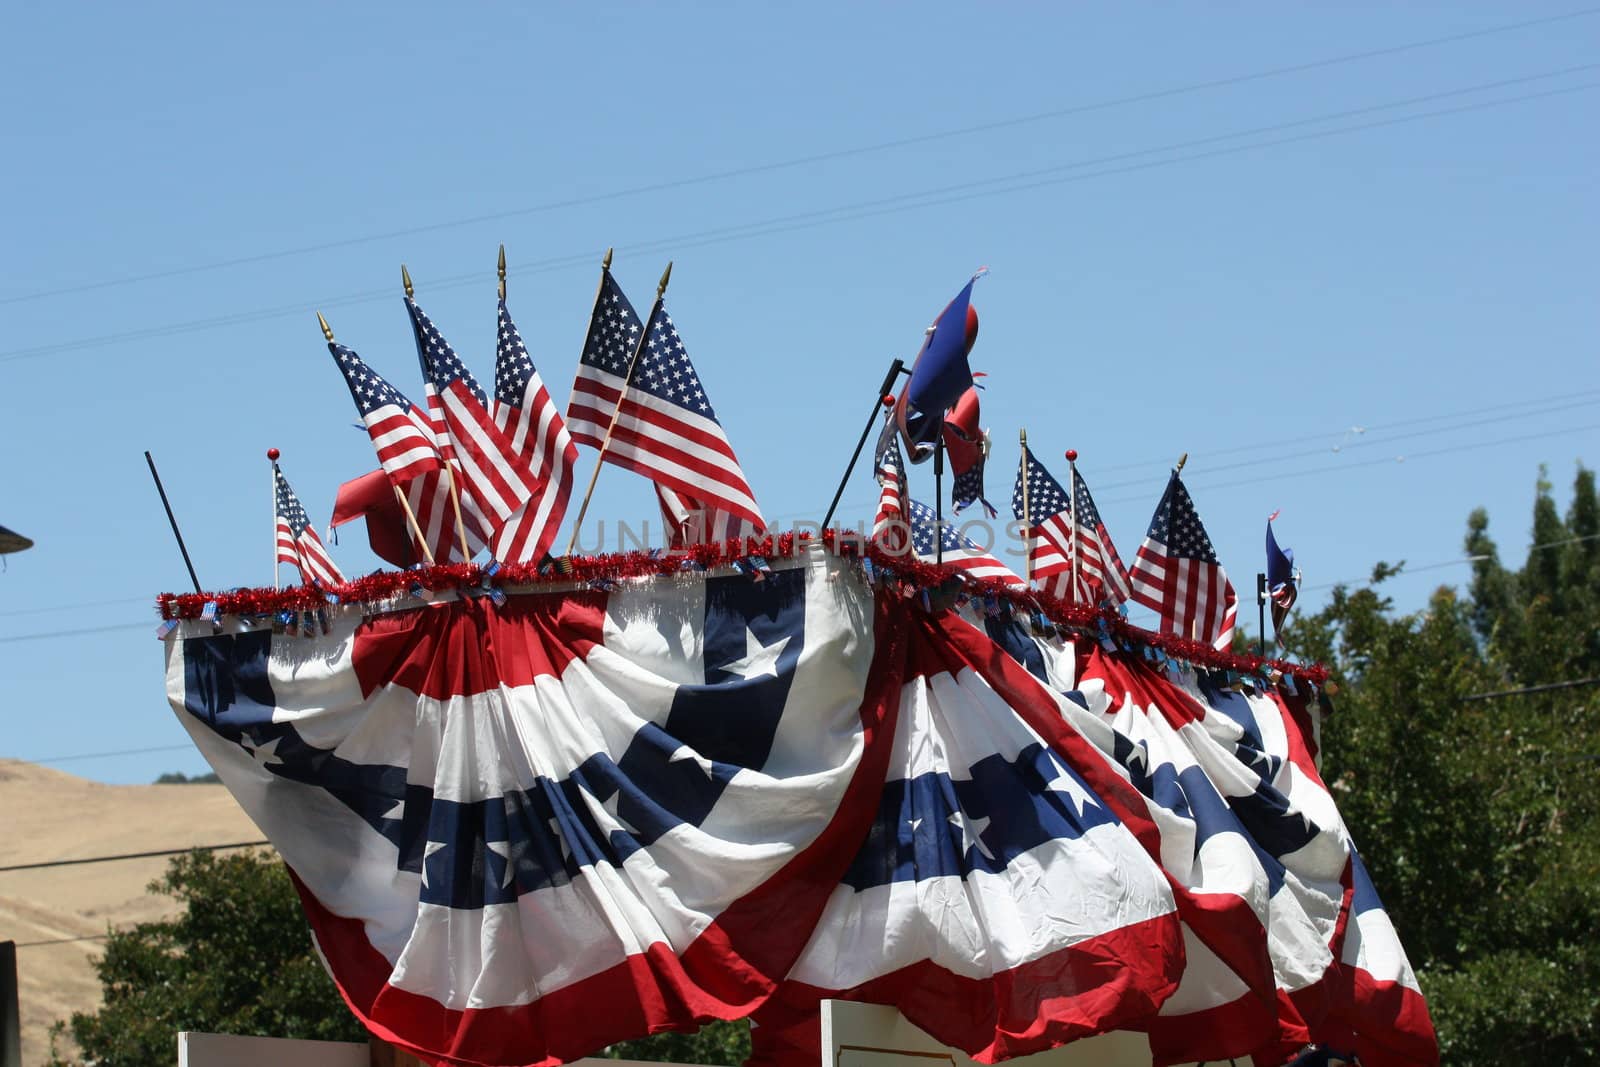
[0,759,261,1065]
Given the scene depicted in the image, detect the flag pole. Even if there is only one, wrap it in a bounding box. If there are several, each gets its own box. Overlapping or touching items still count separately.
[566,259,670,557]
[403,265,472,562]
[821,358,907,530]
[268,449,281,591]
[1066,448,1080,603]
[318,311,434,565]
[934,435,945,565]
[144,451,202,594]
[1018,429,1031,582]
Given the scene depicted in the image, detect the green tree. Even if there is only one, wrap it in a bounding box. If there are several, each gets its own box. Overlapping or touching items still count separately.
[1284,464,1600,1065]
[48,849,365,1066]
[603,1020,751,1065]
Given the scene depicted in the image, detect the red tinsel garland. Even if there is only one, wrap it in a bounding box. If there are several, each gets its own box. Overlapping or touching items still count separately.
[153,529,1327,687]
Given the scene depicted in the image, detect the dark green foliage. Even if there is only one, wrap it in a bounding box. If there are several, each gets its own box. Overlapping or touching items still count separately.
[1283,463,1600,1065]
[603,1020,752,1065]
[48,849,365,1065]
[153,770,221,784]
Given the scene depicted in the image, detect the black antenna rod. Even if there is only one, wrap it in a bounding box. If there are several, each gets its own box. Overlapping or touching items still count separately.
[144,451,202,593]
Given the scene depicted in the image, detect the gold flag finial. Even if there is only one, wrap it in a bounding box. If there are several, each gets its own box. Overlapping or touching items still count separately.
[401,264,414,299]
[1175,452,1189,474]
[1019,428,1028,449]
[657,261,673,298]
[497,244,507,302]
[316,311,334,343]
[602,247,614,271]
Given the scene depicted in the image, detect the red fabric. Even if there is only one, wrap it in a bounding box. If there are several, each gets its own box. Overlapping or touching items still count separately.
[331,468,416,569]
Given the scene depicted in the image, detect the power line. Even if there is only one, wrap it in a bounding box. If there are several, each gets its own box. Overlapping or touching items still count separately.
[0,595,150,619]
[1095,395,1600,492]
[0,841,270,874]
[7,5,1596,307]
[1462,677,1600,702]
[4,69,1596,366]
[1300,533,1600,593]
[11,743,196,765]
[13,933,108,949]
[1098,419,1600,506]
[1090,388,1600,474]
[0,621,150,645]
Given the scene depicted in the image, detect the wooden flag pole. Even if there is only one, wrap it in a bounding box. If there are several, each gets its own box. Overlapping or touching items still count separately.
[268,450,281,591]
[1066,448,1080,604]
[1018,429,1031,582]
[934,436,945,565]
[402,265,472,562]
[318,311,434,565]
[566,259,670,557]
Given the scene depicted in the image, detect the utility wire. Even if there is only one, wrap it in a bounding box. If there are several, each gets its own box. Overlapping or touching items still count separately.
[1095,395,1600,492]
[1093,388,1600,474]
[10,743,197,765]
[13,933,109,949]
[3,69,1596,366]
[7,5,1596,307]
[1462,677,1600,702]
[1097,419,1600,505]
[0,841,270,874]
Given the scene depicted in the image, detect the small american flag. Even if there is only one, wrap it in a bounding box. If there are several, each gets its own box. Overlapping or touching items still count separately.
[1129,471,1237,649]
[566,271,765,535]
[871,421,907,552]
[328,341,457,564]
[1011,448,1131,607]
[905,498,1024,586]
[274,462,344,588]
[408,297,539,558]
[491,298,578,562]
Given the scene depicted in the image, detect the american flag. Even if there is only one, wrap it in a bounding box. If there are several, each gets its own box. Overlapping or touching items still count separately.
[1129,471,1237,649]
[566,271,765,534]
[273,462,344,588]
[328,341,458,564]
[408,297,538,559]
[871,421,907,553]
[1011,448,1131,607]
[491,298,578,563]
[654,485,760,548]
[906,498,1023,586]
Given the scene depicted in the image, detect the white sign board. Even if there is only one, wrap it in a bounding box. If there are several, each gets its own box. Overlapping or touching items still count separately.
[822,1001,1159,1067]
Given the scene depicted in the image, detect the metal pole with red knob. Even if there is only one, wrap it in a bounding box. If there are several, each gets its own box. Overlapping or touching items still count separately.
[267,447,281,591]
[1065,448,1079,603]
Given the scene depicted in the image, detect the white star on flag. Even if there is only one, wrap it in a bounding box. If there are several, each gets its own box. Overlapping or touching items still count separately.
[240,734,284,768]
[714,628,790,681]
[420,840,446,889]
[949,809,994,860]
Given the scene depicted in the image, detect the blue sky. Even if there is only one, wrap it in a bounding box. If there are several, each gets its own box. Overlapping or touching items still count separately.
[2,3,1595,784]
